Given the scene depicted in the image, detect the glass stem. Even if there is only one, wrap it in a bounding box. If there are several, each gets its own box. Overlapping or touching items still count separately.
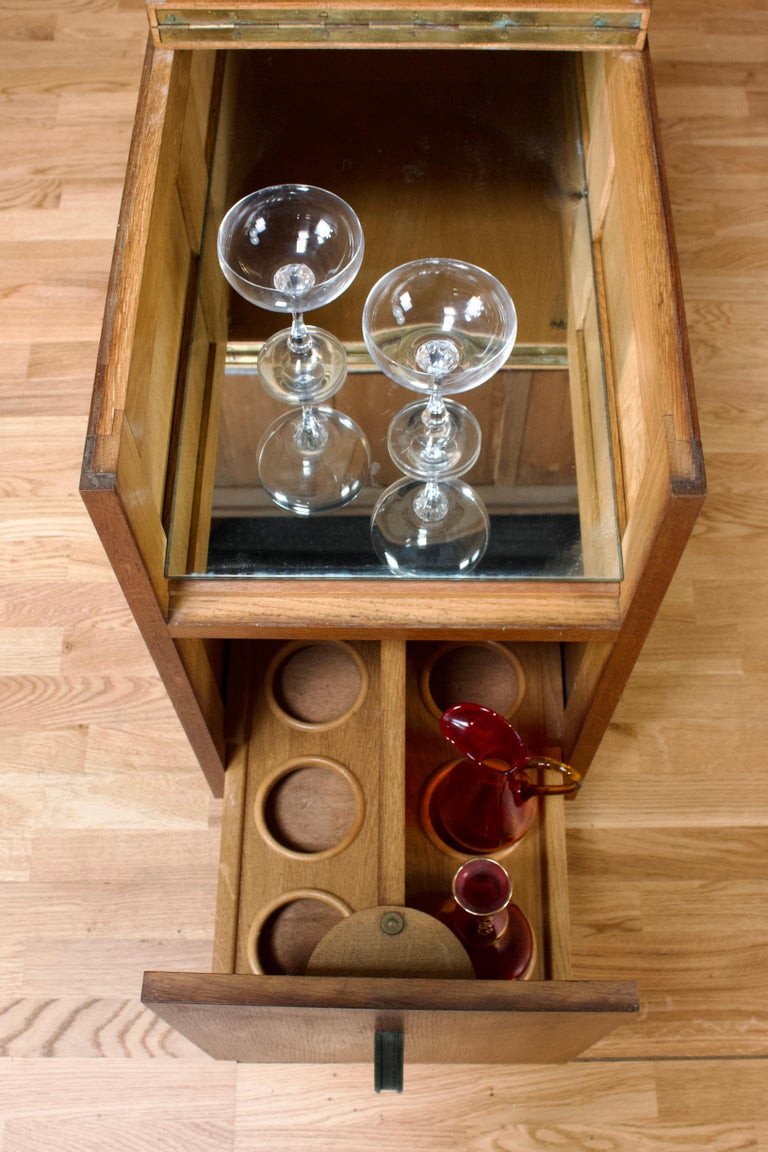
[424,387,449,435]
[413,479,449,523]
[418,387,454,468]
[288,311,313,356]
[294,404,328,453]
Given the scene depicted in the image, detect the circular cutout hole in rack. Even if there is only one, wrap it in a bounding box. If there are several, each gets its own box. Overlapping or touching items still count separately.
[267,641,368,730]
[421,642,526,720]
[247,889,353,976]
[255,757,365,860]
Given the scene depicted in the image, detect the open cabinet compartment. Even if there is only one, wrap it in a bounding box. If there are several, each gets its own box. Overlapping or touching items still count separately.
[144,637,638,1065]
[81,29,703,796]
[166,45,624,585]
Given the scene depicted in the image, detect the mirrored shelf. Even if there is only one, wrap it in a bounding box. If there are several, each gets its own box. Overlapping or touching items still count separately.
[165,49,623,582]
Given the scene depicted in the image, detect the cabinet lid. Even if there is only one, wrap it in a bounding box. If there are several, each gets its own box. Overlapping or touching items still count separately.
[146,0,650,50]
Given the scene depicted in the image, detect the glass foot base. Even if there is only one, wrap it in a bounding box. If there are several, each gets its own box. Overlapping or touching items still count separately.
[258,407,371,516]
[258,327,348,405]
[371,477,489,576]
[387,399,481,479]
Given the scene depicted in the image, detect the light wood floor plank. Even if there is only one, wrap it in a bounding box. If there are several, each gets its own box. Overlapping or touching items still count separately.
[0,0,766,1142]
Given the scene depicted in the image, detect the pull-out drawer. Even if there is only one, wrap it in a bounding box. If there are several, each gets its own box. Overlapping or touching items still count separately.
[143,639,638,1070]
[142,974,637,1066]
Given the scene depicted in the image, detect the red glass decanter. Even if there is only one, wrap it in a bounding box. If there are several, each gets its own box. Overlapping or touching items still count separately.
[426,702,582,854]
[445,857,534,980]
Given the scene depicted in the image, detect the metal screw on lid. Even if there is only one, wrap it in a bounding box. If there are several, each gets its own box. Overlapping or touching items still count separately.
[380,910,406,936]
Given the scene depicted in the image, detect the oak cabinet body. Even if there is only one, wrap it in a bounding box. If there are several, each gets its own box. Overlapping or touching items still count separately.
[81,0,703,1069]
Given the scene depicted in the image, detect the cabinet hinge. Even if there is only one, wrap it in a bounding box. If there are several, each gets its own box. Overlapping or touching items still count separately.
[151,7,646,49]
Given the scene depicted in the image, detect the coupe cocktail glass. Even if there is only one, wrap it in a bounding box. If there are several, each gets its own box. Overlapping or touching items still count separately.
[363,258,517,573]
[218,183,370,514]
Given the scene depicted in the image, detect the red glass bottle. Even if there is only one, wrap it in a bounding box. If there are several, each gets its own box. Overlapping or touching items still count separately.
[446,857,534,980]
[426,702,582,854]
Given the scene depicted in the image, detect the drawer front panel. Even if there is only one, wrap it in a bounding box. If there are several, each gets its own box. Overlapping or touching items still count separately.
[142,972,639,1063]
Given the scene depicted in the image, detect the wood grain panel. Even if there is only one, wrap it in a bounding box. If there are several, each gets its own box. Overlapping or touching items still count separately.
[601,181,648,511]
[80,485,226,794]
[87,43,177,454]
[233,640,403,973]
[165,312,214,575]
[582,53,616,235]
[167,578,622,638]
[142,972,638,1064]
[80,43,229,794]
[378,639,407,905]
[123,181,192,511]
[604,48,700,455]
[212,741,248,972]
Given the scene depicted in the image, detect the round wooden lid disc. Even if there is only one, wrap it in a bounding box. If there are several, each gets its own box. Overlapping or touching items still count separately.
[306,905,475,979]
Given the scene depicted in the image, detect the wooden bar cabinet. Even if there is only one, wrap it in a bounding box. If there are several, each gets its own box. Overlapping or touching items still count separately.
[80,0,704,1078]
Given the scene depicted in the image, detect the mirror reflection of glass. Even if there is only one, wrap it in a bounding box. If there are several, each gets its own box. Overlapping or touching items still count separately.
[166,50,622,582]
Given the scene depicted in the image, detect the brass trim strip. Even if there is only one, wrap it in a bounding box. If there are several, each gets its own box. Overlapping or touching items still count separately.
[159,28,642,46]
[225,341,570,372]
[154,8,644,47]
[155,7,643,26]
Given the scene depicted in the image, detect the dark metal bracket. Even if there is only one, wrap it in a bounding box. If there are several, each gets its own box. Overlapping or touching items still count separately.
[374,1031,404,1093]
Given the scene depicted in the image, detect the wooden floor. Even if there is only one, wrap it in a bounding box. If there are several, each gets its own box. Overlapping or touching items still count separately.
[1,0,767,1146]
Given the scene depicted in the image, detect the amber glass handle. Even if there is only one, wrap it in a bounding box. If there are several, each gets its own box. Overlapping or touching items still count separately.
[520,756,582,796]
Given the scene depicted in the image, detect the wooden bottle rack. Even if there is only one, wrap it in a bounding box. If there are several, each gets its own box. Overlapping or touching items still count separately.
[214,638,572,983]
